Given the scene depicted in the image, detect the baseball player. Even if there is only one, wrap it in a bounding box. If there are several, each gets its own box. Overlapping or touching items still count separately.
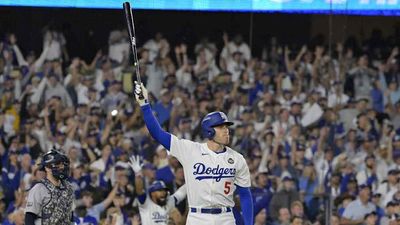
[25,148,74,225]
[134,82,254,225]
[129,156,187,225]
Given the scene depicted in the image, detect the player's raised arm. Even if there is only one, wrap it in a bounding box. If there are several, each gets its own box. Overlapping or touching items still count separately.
[134,81,172,150]
[129,155,147,203]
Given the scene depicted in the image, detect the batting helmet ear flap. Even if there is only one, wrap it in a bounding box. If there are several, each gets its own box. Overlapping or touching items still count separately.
[208,128,215,138]
[201,124,215,139]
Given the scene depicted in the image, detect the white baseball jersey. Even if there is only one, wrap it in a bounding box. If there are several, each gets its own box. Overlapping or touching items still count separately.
[170,135,251,208]
[139,184,186,225]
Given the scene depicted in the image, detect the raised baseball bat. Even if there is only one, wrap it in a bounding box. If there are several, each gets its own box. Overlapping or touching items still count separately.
[123,2,144,98]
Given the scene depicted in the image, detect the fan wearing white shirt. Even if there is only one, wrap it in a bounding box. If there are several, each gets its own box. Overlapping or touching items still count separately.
[328,80,349,108]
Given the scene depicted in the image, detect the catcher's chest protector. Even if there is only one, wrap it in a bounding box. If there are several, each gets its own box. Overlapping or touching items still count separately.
[41,179,74,225]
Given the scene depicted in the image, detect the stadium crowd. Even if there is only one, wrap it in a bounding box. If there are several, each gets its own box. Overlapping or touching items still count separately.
[0,24,399,225]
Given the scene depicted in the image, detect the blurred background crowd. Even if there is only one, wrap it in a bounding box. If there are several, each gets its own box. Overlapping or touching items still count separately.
[0,13,400,225]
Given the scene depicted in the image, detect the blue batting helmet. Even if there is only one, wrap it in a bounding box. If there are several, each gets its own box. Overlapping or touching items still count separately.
[201,111,234,139]
[148,180,168,193]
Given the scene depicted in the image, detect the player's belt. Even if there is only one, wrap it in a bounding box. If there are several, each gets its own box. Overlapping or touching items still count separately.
[190,207,232,214]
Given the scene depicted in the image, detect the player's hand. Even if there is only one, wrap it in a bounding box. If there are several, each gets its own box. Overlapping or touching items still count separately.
[134,81,149,106]
[128,155,143,174]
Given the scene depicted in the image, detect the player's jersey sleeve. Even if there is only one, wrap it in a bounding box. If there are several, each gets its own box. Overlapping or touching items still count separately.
[171,184,187,205]
[138,194,151,208]
[169,135,197,163]
[234,154,251,187]
[166,196,176,213]
[25,183,47,216]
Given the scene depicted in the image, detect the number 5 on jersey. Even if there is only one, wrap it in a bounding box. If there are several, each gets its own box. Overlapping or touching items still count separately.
[224,181,232,194]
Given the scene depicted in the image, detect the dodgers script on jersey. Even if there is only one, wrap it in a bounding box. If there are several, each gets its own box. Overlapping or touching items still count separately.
[139,194,175,225]
[170,135,251,208]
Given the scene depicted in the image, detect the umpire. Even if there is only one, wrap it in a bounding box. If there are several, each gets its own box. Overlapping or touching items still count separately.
[25,148,74,225]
